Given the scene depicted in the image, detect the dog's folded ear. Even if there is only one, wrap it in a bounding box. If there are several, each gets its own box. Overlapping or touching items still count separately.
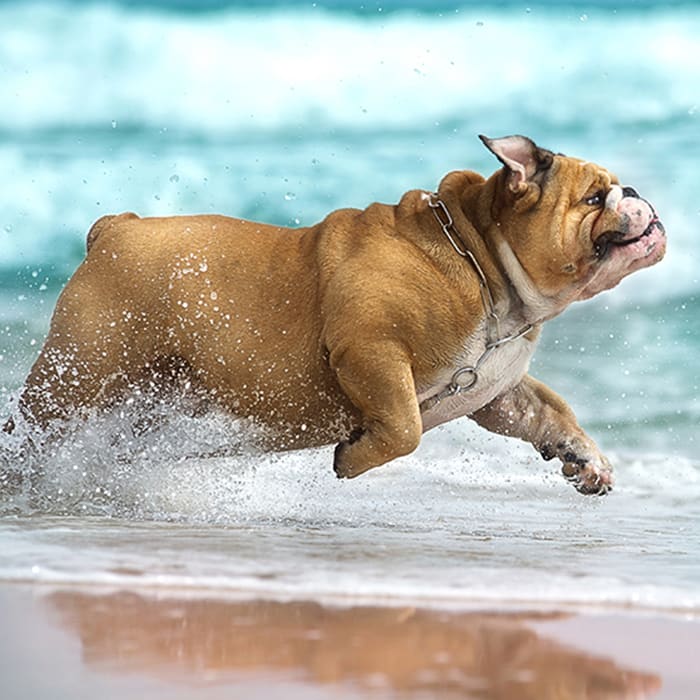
[479,134,554,194]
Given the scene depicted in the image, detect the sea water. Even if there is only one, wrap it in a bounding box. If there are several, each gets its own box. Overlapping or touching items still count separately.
[0,0,699,614]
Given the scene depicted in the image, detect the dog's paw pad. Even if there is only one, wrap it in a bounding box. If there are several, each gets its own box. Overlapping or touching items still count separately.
[562,459,614,496]
[332,428,365,479]
[333,445,350,479]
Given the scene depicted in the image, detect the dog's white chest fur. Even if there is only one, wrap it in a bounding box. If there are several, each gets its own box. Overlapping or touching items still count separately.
[418,328,538,432]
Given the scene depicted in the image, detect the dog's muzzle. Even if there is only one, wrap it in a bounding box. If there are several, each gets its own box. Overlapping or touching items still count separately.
[595,185,665,259]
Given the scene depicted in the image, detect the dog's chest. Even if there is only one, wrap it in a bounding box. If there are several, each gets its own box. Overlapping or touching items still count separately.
[418,328,537,431]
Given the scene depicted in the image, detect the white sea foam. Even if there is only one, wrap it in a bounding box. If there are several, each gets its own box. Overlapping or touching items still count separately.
[3,399,698,520]
[1,405,699,613]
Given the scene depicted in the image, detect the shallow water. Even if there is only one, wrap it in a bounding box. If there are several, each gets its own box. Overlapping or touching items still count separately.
[1,0,699,617]
[2,402,699,614]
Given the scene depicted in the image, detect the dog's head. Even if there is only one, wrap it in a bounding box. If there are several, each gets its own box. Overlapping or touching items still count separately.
[480,135,666,305]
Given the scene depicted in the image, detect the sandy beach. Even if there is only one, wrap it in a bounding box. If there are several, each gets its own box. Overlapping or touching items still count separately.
[1,583,698,700]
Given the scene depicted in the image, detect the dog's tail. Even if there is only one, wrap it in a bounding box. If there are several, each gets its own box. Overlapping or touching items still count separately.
[86,212,139,252]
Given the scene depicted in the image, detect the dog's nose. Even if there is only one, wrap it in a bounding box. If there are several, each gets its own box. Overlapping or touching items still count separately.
[622,186,639,198]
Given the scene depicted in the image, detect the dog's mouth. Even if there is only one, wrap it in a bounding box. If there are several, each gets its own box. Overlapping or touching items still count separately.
[580,190,666,299]
[595,216,666,260]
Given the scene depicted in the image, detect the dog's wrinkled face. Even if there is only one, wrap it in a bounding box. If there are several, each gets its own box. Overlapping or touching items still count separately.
[481,135,666,304]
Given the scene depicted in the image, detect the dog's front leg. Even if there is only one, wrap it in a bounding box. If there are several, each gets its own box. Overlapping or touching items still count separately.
[470,375,614,494]
[330,341,421,479]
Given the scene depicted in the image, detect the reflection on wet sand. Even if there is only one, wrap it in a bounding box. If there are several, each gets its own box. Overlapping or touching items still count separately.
[46,591,661,699]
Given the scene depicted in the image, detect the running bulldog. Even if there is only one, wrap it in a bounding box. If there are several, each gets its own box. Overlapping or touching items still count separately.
[5,135,665,494]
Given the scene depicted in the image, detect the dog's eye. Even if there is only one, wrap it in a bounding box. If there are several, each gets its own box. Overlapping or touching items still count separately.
[584,190,605,207]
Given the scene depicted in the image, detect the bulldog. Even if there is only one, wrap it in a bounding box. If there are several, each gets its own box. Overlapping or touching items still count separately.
[5,135,665,495]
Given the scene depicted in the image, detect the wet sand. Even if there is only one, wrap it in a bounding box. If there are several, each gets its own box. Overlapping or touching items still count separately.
[0,583,698,700]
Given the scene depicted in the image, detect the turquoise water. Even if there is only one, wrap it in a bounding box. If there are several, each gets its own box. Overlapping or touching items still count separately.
[0,0,699,617]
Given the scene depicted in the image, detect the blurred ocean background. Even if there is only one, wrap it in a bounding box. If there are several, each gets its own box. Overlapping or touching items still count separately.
[0,0,699,620]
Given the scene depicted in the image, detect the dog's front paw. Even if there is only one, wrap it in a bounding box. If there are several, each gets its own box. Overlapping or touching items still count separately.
[333,444,352,479]
[333,428,365,479]
[561,451,614,495]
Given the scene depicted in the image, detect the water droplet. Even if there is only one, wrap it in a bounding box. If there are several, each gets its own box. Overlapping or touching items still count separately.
[579,13,588,21]
[169,174,180,183]
[111,120,118,129]
[3,224,12,233]
[284,192,296,201]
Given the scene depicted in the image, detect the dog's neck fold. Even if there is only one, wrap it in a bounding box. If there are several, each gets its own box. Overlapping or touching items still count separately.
[489,228,564,325]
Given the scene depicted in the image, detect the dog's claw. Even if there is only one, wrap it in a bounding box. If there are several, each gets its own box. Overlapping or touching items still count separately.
[562,459,614,496]
[333,443,348,479]
[333,428,365,479]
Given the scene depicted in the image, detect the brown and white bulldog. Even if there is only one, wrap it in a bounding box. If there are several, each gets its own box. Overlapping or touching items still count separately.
[5,135,665,494]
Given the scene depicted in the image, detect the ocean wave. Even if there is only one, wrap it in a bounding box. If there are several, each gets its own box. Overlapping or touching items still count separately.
[1,0,698,298]
[1,2,699,133]
[1,0,698,286]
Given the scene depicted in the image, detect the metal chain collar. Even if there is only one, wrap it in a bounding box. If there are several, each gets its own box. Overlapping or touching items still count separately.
[419,193,533,411]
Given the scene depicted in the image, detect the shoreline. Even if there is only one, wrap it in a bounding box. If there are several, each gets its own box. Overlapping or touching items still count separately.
[2,575,700,621]
[1,581,698,699]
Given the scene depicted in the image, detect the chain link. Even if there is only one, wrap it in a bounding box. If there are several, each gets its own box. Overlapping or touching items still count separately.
[420,193,533,411]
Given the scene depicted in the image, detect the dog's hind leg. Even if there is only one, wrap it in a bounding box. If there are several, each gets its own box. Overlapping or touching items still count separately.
[16,276,145,433]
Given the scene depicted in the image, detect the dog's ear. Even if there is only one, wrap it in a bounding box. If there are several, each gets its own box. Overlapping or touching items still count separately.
[479,135,553,194]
